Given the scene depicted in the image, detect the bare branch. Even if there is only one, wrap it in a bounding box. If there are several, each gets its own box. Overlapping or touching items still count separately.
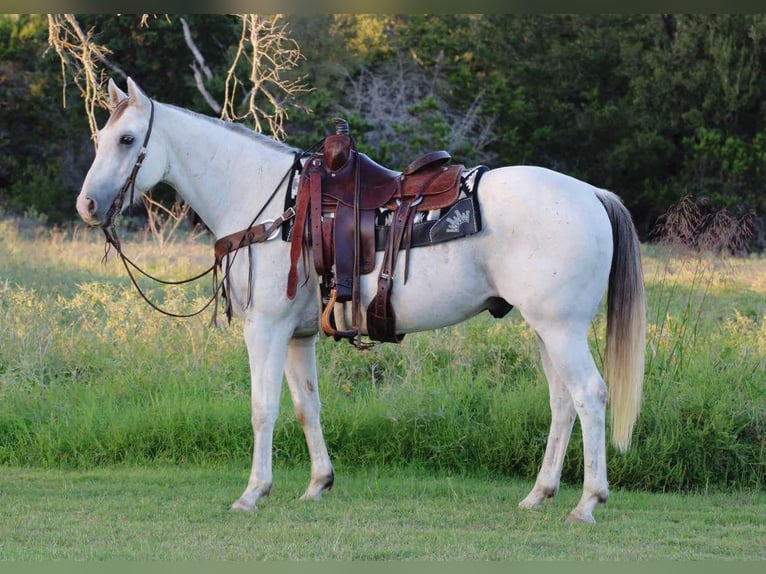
[48,13,308,144]
[221,14,308,139]
[142,194,193,252]
[140,14,171,27]
[46,14,112,139]
[97,54,128,81]
[180,17,213,80]
[179,16,221,114]
[342,53,497,166]
[191,62,222,114]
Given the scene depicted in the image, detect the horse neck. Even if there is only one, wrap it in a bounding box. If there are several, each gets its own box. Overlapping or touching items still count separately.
[157,104,297,238]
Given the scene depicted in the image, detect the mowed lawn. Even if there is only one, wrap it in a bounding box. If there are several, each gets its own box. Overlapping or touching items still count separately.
[0,465,763,560]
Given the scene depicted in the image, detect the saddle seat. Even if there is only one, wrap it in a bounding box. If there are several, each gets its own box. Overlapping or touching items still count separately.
[286,123,466,344]
[321,137,457,211]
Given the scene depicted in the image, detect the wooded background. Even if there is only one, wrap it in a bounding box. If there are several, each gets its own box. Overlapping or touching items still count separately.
[1,14,763,248]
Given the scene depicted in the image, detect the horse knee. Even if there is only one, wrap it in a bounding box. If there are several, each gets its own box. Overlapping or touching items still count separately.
[251,404,278,430]
[294,404,318,428]
[292,395,320,428]
[587,377,608,406]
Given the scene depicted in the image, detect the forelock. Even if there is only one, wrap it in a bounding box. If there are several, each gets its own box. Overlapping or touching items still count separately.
[104,98,131,128]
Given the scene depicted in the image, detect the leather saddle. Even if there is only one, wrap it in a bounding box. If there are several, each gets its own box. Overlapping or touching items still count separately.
[287,119,464,344]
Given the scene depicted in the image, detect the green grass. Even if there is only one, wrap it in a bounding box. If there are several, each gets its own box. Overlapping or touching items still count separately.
[0,465,763,560]
[0,218,764,559]
[0,219,764,494]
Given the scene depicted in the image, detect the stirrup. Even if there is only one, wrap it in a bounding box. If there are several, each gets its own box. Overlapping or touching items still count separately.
[320,288,359,340]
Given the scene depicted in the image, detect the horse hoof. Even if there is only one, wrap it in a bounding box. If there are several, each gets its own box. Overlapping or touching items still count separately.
[300,472,334,501]
[565,510,596,524]
[518,497,543,510]
[518,487,554,509]
[230,498,257,512]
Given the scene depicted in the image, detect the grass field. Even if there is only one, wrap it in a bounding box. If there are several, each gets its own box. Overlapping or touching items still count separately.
[0,216,764,559]
[1,465,764,560]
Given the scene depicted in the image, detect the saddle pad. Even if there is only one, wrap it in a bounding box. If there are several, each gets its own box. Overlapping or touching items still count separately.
[372,164,488,251]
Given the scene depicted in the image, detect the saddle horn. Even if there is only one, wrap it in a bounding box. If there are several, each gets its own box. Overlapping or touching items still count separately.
[334,117,350,135]
[324,118,353,171]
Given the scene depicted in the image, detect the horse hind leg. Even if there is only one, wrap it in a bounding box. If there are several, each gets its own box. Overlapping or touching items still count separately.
[283,335,335,501]
[524,324,610,524]
[518,334,577,509]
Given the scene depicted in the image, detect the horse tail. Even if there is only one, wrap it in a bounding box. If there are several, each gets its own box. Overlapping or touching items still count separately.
[595,190,647,452]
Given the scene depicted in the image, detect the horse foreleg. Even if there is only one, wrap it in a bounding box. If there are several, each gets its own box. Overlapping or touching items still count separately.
[519,335,577,510]
[527,326,609,523]
[284,335,335,501]
[231,319,291,511]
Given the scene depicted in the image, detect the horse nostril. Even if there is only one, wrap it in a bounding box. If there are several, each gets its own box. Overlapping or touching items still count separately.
[86,197,97,215]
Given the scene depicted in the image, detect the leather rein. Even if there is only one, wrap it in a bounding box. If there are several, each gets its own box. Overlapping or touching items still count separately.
[101,97,302,323]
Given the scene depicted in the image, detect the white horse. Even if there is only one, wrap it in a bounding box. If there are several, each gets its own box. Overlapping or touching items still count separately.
[77,78,645,523]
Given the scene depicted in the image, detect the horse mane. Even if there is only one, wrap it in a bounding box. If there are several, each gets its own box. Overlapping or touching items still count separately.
[104,98,298,156]
[164,103,297,155]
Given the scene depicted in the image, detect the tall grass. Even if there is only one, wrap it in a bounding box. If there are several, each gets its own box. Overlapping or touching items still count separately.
[628,198,764,490]
[0,207,763,491]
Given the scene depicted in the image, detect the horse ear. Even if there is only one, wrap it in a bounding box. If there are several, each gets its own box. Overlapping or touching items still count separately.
[107,78,127,110]
[126,76,151,111]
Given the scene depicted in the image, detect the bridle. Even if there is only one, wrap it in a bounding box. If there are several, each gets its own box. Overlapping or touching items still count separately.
[103,98,155,234]
[100,96,303,324]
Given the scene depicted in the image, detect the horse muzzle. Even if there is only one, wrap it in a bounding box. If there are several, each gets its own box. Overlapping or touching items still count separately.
[76,190,113,227]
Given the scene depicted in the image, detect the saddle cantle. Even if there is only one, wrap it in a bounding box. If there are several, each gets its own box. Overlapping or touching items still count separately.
[286,119,484,345]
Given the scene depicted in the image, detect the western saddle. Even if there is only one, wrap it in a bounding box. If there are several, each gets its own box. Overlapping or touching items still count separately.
[286,119,473,345]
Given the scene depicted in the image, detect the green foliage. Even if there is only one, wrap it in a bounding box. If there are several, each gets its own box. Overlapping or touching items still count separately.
[2,14,766,245]
[287,14,766,246]
[0,15,89,221]
[75,14,238,111]
[683,128,766,214]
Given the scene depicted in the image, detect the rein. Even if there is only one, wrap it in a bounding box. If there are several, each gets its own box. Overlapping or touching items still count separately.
[101,94,306,323]
[103,226,223,320]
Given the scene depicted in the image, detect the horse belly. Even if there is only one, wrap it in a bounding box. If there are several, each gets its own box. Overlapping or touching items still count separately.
[356,237,494,334]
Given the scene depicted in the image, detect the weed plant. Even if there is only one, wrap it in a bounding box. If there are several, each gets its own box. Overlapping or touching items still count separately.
[0,201,763,492]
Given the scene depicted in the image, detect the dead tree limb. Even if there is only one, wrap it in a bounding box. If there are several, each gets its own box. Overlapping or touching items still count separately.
[180,16,222,114]
[48,14,307,142]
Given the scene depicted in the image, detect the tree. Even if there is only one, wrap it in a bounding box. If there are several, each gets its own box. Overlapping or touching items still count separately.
[1,14,763,247]
[286,15,500,167]
[0,14,88,220]
[0,13,308,222]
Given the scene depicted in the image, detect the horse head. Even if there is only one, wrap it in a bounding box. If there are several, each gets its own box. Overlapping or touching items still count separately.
[77,77,167,227]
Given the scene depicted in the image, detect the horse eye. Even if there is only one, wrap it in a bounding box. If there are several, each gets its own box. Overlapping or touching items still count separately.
[119,134,135,145]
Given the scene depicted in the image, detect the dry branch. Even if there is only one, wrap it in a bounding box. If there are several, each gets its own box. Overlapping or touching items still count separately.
[180,16,222,114]
[47,14,307,142]
[46,14,112,139]
[221,14,307,139]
